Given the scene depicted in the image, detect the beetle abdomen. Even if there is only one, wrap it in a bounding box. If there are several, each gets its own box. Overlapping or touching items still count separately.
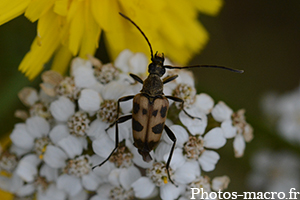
[132,93,169,161]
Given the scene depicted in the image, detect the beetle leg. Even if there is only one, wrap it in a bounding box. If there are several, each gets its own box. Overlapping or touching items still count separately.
[164,125,178,186]
[165,96,201,120]
[162,75,178,84]
[130,73,143,84]
[105,95,135,132]
[93,115,132,170]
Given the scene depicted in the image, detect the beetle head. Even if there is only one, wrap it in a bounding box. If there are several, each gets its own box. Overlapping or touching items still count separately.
[148,52,166,77]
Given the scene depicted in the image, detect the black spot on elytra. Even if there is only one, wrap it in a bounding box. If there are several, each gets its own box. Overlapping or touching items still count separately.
[133,102,140,114]
[160,106,168,118]
[152,110,158,117]
[142,109,147,115]
[152,123,164,134]
[133,118,143,132]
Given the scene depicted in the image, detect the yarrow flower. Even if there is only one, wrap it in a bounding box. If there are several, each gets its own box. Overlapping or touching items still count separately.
[1,50,252,200]
[0,0,223,80]
[247,149,300,198]
[262,85,300,145]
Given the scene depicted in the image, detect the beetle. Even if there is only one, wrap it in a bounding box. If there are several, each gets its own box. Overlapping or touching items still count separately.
[92,12,243,184]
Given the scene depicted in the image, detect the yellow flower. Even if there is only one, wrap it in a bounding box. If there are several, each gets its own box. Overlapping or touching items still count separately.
[0,135,13,200]
[0,0,223,80]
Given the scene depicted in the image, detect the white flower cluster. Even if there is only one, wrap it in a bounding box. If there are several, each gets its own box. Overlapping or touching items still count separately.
[247,149,300,198]
[0,50,253,200]
[262,85,300,144]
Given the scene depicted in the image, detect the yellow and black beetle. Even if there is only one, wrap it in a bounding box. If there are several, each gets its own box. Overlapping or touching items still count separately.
[93,13,243,185]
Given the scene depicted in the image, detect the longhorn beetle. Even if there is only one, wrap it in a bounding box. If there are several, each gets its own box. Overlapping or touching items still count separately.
[92,12,243,185]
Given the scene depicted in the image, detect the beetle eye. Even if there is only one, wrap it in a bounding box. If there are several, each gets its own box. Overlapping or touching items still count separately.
[159,67,166,76]
[148,63,155,73]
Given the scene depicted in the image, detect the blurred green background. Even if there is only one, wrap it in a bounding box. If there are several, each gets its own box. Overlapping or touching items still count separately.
[1,0,300,196]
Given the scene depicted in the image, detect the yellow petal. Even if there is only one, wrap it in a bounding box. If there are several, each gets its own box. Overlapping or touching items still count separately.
[19,9,61,80]
[24,0,55,22]
[0,0,30,25]
[68,1,84,55]
[51,45,73,75]
[105,21,152,62]
[91,0,119,32]
[54,0,69,16]
[0,189,13,200]
[0,134,11,148]
[192,0,224,16]
[158,20,208,64]
[117,0,163,30]
[79,2,101,58]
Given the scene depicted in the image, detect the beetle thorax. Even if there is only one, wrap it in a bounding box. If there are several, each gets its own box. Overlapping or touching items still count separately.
[141,74,164,96]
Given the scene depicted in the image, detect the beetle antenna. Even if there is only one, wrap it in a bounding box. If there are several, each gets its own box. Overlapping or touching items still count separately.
[119,12,154,60]
[164,65,244,73]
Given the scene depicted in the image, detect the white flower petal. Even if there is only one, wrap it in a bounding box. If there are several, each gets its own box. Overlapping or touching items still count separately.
[26,116,50,138]
[73,65,97,88]
[155,142,172,162]
[69,190,88,200]
[107,122,131,143]
[175,70,195,86]
[43,145,67,168]
[78,137,88,150]
[120,99,134,115]
[195,93,214,114]
[128,52,148,74]
[90,194,108,200]
[10,124,34,150]
[78,89,102,112]
[132,177,155,199]
[49,124,70,145]
[160,183,183,200]
[114,49,134,73]
[221,119,237,138]
[179,108,207,135]
[100,81,127,100]
[39,89,56,104]
[18,87,39,106]
[92,159,115,178]
[87,119,108,140]
[82,172,101,191]
[233,133,246,158]
[163,125,189,148]
[50,96,75,122]
[163,148,185,171]
[58,135,83,159]
[119,166,141,190]
[37,184,66,200]
[211,176,230,191]
[8,173,24,193]
[174,161,200,184]
[93,183,113,200]
[57,174,82,196]
[204,127,226,149]
[71,57,92,75]
[16,183,35,197]
[92,134,114,158]
[198,150,220,172]
[211,101,233,122]
[16,154,40,182]
[40,164,58,182]
[10,144,31,157]
[108,168,121,187]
